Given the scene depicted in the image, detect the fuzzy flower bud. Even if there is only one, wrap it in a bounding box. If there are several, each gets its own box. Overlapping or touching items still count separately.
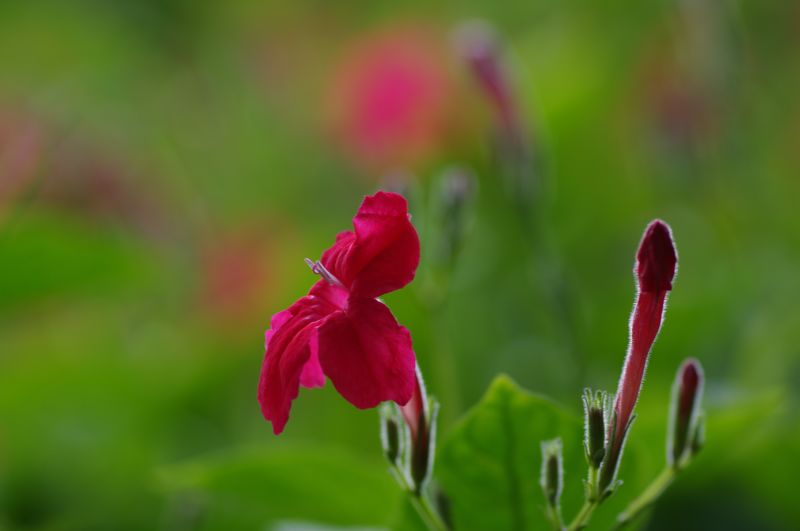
[379,403,403,466]
[582,389,610,469]
[540,438,564,519]
[455,20,535,203]
[433,167,475,269]
[668,358,705,468]
[401,367,438,493]
[691,412,705,456]
[599,220,678,494]
[455,21,517,133]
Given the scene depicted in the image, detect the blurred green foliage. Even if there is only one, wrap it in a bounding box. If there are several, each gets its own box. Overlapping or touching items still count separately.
[1,0,799,529]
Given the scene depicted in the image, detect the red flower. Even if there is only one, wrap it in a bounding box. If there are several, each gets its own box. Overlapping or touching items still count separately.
[258,191,420,434]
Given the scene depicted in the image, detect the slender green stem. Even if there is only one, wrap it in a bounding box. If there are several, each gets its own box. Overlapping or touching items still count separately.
[390,464,449,531]
[545,504,566,531]
[410,491,449,531]
[565,465,601,531]
[585,465,600,504]
[613,467,676,530]
[567,500,598,531]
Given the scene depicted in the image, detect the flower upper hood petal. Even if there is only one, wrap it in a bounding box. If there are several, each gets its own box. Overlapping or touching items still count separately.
[321,191,420,299]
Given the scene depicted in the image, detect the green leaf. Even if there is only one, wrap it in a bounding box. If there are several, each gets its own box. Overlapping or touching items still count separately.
[436,375,583,531]
[157,444,400,531]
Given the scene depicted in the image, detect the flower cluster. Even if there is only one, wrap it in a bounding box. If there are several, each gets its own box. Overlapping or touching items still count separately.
[258,191,705,531]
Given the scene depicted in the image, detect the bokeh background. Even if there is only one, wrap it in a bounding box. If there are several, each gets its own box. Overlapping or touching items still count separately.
[1,1,799,530]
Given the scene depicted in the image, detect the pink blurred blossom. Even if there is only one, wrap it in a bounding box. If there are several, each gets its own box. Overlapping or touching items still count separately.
[198,226,275,327]
[0,107,45,219]
[326,26,457,174]
[39,138,169,238]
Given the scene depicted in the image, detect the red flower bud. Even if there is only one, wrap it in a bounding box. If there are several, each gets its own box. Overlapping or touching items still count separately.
[599,220,677,493]
[615,220,677,433]
[636,220,678,292]
[456,21,517,134]
[401,367,437,492]
[668,358,704,467]
[456,21,534,201]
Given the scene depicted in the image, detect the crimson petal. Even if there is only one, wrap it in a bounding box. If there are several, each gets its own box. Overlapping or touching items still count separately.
[321,191,420,299]
[258,281,343,434]
[317,297,416,409]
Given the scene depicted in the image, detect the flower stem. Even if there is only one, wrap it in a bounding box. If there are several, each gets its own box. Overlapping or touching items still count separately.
[565,464,601,531]
[410,491,449,531]
[613,467,676,530]
[567,500,598,531]
[389,464,449,531]
[545,504,566,531]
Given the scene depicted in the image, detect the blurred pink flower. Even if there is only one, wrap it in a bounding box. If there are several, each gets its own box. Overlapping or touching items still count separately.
[641,62,715,151]
[198,227,274,325]
[39,138,168,238]
[633,25,719,155]
[326,26,456,174]
[0,107,44,219]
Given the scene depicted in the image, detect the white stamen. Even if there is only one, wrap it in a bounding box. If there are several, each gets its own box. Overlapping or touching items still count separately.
[304,258,344,287]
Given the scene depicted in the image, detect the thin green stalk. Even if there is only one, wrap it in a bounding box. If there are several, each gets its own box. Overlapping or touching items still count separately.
[565,464,601,531]
[390,464,449,531]
[567,500,598,531]
[545,504,566,531]
[613,467,676,530]
[410,491,449,531]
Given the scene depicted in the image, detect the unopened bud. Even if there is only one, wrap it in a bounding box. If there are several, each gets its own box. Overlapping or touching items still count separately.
[433,167,476,269]
[603,220,677,493]
[401,368,438,493]
[690,412,705,456]
[540,438,564,509]
[614,221,678,443]
[637,220,678,293]
[667,358,704,468]
[455,21,514,129]
[582,389,609,469]
[410,399,438,492]
[455,20,536,206]
[440,167,475,214]
[379,403,403,466]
